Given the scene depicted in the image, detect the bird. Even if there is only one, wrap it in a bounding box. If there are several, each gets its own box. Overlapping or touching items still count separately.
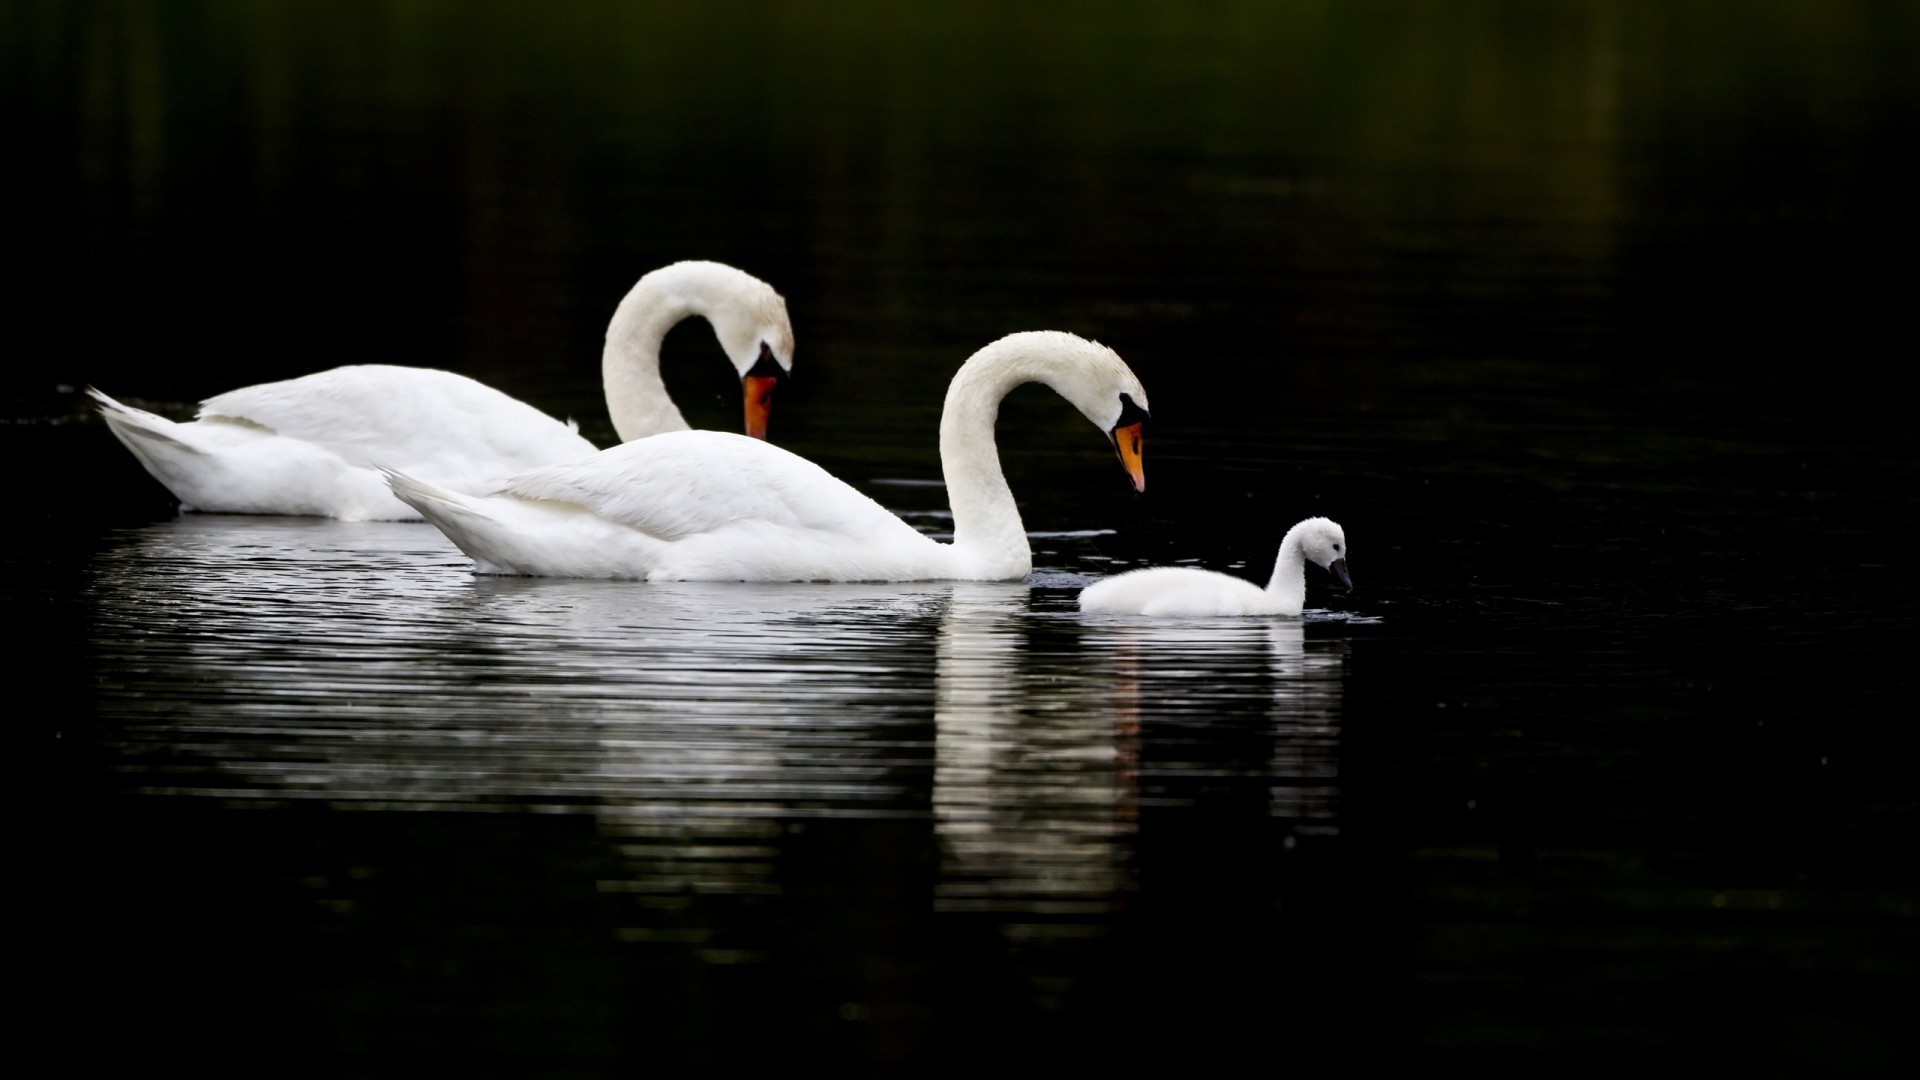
[1078,517,1350,616]
[383,330,1150,581]
[89,260,794,521]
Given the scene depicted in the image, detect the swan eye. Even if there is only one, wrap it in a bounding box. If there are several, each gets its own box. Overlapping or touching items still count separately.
[1333,543,1341,551]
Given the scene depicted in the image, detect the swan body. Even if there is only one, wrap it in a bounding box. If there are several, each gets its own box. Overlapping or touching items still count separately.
[1079,517,1350,617]
[91,260,794,521]
[386,330,1151,581]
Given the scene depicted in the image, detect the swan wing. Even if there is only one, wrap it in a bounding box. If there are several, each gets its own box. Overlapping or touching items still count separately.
[387,432,954,580]
[200,365,596,476]
[496,432,922,540]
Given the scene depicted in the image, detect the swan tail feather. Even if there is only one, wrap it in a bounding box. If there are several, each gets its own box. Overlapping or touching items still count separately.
[381,466,486,523]
[89,386,222,511]
[384,467,571,575]
[89,387,200,454]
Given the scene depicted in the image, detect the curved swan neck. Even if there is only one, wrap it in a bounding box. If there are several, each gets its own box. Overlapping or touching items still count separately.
[938,341,1037,579]
[1265,520,1313,615]
[601,263,742,442]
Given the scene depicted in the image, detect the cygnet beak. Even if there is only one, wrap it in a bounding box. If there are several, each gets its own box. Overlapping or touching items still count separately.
[1328,557,1352,590]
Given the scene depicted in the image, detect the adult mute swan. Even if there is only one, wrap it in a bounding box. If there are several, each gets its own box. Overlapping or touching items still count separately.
[384,330,1150,581]
[89,260,794,521]
[1078,517,1350,617]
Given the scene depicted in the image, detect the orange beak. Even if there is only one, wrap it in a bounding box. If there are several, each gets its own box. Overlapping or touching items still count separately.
[1112,420,1146,492]
[743,374,778,440]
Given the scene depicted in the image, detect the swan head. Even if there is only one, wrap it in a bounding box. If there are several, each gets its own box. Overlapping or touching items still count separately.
[641,260,795,439]
[992,331,1151,493]
[1294,517,1352,589]
[707,277,795,441]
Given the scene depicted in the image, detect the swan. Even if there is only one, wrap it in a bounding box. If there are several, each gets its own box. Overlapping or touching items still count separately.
[1078,517,1350,617]
[88,260,795,521]
[382,330,1150,581]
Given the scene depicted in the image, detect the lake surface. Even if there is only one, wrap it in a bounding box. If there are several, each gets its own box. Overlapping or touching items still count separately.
[11,3,1918,1075]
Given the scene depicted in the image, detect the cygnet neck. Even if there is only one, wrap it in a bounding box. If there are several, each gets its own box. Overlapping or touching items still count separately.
[1264,519,1316,615]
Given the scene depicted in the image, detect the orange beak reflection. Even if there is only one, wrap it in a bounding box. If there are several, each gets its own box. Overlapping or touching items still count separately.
[743,375,779,440]
[1112,420,1146,492]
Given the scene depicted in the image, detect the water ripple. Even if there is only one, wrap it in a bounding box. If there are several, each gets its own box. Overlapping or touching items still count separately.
[84,514,1351,949]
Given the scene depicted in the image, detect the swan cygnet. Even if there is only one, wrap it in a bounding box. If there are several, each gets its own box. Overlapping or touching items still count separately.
[383,330,1151,582]
[89,260,795,521]
[1078,517,1350,617]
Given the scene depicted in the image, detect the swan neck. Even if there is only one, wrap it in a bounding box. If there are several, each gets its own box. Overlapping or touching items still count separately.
[602,276,698,442]
[938,349,1032,579]
[1265,520,1312,616]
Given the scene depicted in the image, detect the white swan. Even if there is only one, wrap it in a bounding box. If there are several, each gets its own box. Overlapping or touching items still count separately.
[383,330,1150,581]
[89,260,795,521]
[1078,517,1350,617]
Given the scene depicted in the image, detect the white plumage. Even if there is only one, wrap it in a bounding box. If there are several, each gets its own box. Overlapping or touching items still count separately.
[385,331,1152,582]
[90,260,794,521]
[1079,517,1350,617]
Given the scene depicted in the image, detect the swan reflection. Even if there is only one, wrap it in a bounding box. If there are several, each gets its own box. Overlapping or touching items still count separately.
[87,517,944,810]
[85,516,949,950]
[933,583,1135,928]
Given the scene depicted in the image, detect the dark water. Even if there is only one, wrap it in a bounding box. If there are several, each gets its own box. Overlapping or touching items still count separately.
[10,2,1918,1075]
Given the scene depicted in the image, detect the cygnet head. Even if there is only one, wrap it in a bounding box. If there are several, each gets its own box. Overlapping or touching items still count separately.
[1295,516,1352,589]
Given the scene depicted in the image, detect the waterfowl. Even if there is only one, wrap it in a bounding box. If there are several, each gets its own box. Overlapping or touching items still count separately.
[384,330,1149,581]
[1078,517,1350,616]
[90,260,794,521]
